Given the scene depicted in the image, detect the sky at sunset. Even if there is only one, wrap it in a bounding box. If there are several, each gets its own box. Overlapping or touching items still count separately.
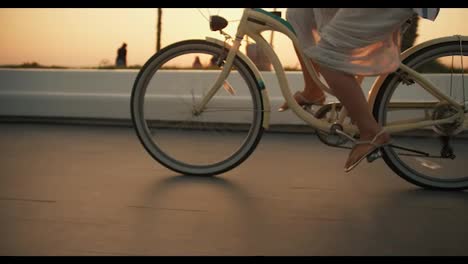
[1,8,468,68]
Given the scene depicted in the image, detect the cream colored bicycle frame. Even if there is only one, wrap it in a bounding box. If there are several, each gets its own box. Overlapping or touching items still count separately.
[197,8,466,136]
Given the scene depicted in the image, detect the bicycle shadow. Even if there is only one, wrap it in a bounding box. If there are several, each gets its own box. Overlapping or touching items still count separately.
[399,187,468,197]
[145,174,253,204]
[367,187,468,220]
[128,174,265,254]
[359,187,468,255]
[315,186,468,255]
[384,187,468,206]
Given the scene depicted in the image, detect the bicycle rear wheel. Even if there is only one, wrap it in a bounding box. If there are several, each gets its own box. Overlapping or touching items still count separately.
[374,40,468,190]
[131,40,264,176]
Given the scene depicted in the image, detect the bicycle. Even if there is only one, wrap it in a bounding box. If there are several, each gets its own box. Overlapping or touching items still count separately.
[131,8,468,190]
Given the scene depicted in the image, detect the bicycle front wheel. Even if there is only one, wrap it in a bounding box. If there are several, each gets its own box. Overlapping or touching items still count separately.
[374,39,468,190]
[131,40,264,176]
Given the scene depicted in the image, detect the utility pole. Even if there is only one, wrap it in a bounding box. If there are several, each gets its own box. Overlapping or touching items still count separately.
[156,8,162,52]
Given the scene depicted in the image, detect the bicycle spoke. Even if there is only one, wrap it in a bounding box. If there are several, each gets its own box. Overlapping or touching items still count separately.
[132,40,264,175]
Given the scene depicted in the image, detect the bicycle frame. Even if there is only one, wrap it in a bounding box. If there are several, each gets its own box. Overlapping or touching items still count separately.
[197,8,466,136]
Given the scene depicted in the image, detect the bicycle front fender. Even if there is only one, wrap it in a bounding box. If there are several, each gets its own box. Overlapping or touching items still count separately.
[205,37,271,129]
[367,35,468,113]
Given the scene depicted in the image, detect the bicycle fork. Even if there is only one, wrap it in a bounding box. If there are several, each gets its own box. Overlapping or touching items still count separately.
[192,37,243,115]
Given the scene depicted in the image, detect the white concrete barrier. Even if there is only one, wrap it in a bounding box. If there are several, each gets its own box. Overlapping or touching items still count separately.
[0,69,465,126]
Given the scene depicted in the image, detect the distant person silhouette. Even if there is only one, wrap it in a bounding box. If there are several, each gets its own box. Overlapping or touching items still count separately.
[192,56,203,69]
[116,43,127,68]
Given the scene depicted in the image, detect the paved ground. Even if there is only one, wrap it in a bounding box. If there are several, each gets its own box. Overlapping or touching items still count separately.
[1,123,468,256]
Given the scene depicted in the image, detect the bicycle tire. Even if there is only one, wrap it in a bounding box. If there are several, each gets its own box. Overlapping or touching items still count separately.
[373,40,468,190]
[131,40,264,176]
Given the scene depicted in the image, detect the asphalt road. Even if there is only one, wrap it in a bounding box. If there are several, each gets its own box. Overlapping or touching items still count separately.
[1,123,468,256]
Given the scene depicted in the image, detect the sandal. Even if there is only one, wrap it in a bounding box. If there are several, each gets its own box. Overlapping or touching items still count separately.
[344,129,391,173]
[278,91,326,112]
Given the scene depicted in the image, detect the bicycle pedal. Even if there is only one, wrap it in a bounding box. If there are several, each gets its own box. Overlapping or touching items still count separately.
[366,149,382,163]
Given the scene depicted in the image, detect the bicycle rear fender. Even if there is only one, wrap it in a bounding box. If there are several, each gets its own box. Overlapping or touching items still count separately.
[367,35,468,112]
[205,37,271,129]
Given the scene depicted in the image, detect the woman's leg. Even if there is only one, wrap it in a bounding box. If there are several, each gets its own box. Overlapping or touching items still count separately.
[300,8,413,170]
[317,65,391,170]
[296,47,326,100]
[278,47,326,111]
[280,8,329,111]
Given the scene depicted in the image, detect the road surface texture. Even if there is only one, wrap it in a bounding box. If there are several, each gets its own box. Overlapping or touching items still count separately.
[1,122,468,256]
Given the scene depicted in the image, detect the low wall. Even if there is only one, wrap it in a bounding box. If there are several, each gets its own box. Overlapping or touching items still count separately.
[0,69,463,127]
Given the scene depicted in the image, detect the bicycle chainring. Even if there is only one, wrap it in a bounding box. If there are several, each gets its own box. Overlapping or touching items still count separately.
[314,103,352,147]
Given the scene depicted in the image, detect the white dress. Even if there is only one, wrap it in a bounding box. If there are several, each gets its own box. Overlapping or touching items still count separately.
[286,8,416,76]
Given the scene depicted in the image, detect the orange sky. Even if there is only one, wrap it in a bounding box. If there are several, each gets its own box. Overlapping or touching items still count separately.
[0,8,467,68]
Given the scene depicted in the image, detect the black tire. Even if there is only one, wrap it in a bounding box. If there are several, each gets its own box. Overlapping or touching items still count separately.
[373,40,468,190]
[131,40,264,176]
